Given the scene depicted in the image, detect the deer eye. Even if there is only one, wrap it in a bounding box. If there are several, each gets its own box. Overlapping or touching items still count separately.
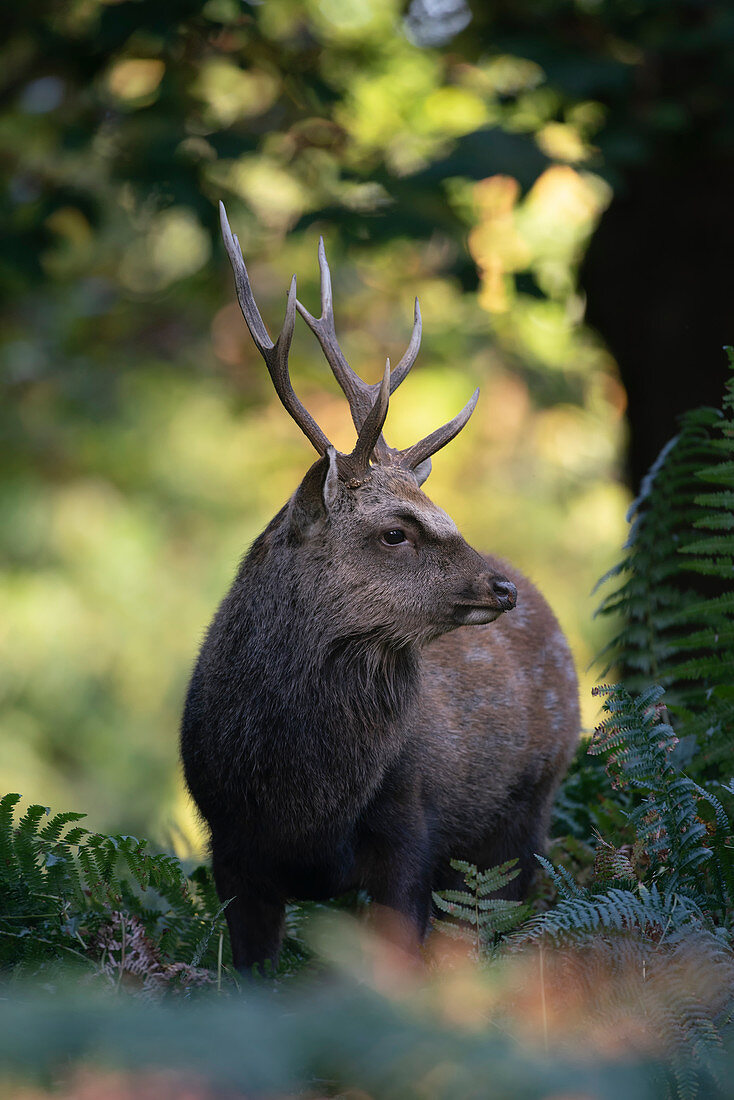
[381,528,407,546]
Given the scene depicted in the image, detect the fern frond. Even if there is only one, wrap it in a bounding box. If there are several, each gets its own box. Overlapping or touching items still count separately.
[595,356,734,783]
[0,794,233,980]
[519,883,705,945]
[432,858,528,956]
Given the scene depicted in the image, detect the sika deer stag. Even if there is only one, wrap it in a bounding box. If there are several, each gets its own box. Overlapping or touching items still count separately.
[181,203,580,971]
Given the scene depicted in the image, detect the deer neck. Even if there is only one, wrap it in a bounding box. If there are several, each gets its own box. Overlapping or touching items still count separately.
[241,600,420,836]
[276,620,420,768]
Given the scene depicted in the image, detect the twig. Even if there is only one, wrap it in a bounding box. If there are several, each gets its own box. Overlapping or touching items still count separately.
[115,915,126,993]
[539,943,549,1053]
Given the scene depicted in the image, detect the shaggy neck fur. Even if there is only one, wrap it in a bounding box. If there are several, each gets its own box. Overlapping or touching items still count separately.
[207,523,421,843]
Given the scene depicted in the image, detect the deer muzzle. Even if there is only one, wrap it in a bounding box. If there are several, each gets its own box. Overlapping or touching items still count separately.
[453,574,517,626]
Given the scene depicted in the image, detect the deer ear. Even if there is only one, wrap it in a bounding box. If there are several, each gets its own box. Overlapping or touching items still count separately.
[288,447,341,538]
[413,457,432,486]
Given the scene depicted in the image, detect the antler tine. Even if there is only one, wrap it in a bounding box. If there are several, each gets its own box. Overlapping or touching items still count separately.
[340,359,391,484]
[219,202,332,457]
[220,201,271,354]
[398,388,480,473]
[297,239,421,431]
[390,298,422,390]
[296,237,374,430]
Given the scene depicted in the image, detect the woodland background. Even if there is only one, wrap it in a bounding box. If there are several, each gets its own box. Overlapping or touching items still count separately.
[3,4,734,1098]
[2,0,732,853]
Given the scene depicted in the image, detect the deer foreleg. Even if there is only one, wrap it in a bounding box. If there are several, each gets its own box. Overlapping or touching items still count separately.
[212,851,285,975]
[359,825,434,954]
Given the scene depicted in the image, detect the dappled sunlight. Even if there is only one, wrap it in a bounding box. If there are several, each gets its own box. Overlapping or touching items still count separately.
[105,59,165,106]
[471,167,611,318]
[223,157,310,232]
[470,176,530,313]
[119,209,212,293]
[536,120,590,162]
[533,404,617,477]
[192,61,280,127]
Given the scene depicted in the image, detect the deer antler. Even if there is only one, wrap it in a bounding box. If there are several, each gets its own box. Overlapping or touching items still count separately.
[220,202,332,458]
[347,359,391,482]
[220,203,478,486]
[296,237,421,463]
[220,202,388,487]
[295,234,479,483]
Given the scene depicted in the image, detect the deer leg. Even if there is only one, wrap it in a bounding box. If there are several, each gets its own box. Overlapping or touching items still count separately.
[212,850,285,974]
[359,827,434,952]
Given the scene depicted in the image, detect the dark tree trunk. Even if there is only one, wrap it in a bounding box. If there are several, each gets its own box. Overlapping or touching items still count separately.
[580,156,734,490]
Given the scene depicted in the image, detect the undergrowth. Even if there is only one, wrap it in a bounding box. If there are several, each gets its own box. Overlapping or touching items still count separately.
[434,354,734,1099]
[0,793,232,989]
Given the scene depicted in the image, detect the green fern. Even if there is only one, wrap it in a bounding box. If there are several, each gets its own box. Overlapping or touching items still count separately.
[535,355,734,1098]
[595,352,734,779]
[432,858,529,958]
[534,682,734,926]
[0,793,232,981]
[589,684,734,904]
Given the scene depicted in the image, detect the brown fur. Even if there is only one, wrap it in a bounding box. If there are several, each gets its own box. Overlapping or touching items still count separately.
[181,457,579,971]
[419,558,579,889]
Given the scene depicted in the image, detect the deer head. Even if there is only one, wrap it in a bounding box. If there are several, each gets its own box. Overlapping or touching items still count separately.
[219,202,516,644]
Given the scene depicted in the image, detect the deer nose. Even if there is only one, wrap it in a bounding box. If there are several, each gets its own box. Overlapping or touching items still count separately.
[492,578,517,610]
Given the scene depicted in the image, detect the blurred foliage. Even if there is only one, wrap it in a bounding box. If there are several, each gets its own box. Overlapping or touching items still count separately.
[517,679,734,1100]
[6,0,729,840]
[0,984,663,1100]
